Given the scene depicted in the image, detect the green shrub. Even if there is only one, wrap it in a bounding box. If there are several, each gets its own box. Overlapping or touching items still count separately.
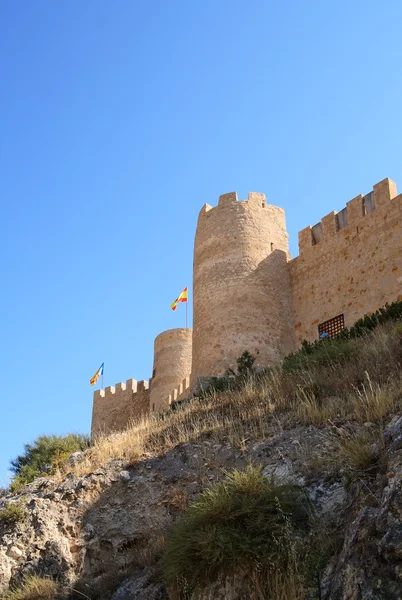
[282,337,357,373]
[284,300,402,374]
[197,351,258,399]
[4,575,58,600]
[345,299,402,339]
[163,465,310,595]
[0,502,26,524]
[10,433,90,489]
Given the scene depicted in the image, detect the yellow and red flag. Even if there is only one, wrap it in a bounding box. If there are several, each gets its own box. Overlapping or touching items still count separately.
[90,363,104,386]
[170,287,188,311]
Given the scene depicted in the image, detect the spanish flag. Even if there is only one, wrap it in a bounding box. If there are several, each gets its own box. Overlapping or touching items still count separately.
[170,287,188,311]
[90,363,104,386]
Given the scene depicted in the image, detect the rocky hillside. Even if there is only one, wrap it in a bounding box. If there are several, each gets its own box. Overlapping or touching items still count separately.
[2,316,402,599]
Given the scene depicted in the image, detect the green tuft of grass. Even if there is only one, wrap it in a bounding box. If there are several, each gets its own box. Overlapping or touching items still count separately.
[4,576,58,600]
[163,465,310,597]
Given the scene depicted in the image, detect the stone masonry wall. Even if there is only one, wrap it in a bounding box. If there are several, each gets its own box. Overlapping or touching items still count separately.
[191,192,296,384]
[167,376,191,405]
[290,178,402,344]
[91,177,402,436]
[150,328,192,412]
[91,379,150,437]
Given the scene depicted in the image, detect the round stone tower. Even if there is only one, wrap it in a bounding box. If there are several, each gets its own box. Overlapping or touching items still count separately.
[150,328,192,412]
[191,191,295,385]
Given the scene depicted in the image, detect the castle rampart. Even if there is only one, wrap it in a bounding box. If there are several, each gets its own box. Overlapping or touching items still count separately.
[92,176,402,437]
[290,178,402,343]
[191,192,296,385]
[91,378,150,437]
[167,377,191,405]
[150,328,193,412]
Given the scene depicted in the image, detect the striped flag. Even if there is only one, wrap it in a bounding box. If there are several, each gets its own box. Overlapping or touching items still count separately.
[90,363,104,386]
[170,287,188,311]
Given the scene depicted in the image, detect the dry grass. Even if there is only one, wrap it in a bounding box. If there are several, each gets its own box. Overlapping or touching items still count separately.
[338,435,377,471]
[294,375,402,426]
[4,576,58,600]
[62,323,402,480]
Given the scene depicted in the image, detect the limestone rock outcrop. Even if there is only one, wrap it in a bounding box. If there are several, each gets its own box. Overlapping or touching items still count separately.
[1,417,402,598]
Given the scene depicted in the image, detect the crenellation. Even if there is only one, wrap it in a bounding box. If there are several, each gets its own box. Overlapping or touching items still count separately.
[125,378,138,393]
[321,211,337,239]
[218,192,238,205]
[298,226,313,254]
[91,377,150,437]
[92,176,402,436]
[346,194,364,226]
[199,203,213,218]
[296,179,399,257]
[94,388,105,400]
[137,380,149,391]
[165,377,191,407]
[247,192,266,205]
[291,177,401,344]
[373,177,397,206]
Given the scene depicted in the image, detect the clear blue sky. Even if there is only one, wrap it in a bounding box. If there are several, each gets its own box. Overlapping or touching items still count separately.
[1,0,401,485]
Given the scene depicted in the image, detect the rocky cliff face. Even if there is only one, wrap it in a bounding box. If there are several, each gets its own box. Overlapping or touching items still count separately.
[1,415,402,599]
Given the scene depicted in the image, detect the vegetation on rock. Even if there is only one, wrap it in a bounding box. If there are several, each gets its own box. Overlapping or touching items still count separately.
[3,303,402,598]
[3,576,58,600]
[0,501,26,524]
[164,464,310,598]
[10,433,90,490]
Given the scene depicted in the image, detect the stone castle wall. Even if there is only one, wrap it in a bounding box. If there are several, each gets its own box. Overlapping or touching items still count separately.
[150,328,192,412]
[290,178,402,343]
[91,379,150,437]
[91,177,402,438]
[191,192,295,385]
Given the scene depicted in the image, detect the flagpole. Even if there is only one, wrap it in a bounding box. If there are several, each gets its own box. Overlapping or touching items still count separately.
[186,299,188,329]
[102,367,104,391]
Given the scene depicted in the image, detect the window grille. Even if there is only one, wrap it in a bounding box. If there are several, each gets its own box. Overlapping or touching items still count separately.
[318,314,345,339]
[362,192,375,215]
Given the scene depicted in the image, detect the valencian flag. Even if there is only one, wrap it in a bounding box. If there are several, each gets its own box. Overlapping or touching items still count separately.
[90,363,104,386]
[170,287,188,311]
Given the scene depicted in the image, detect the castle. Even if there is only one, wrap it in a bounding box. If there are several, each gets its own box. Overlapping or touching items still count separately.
[91,177,402,437]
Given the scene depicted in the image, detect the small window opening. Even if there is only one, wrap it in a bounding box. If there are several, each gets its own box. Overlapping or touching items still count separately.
[318,314,345,339]
[270,242,274,251]
[262,202,265,208]
[152,403,155,412]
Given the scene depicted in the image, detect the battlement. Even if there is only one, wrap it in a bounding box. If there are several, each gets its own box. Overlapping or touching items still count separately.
[91,378,151,437]
[92,175,402,437]
[166,377,191,405]
[94,378,149,402]
[296,178,399,256]
[198,191,282,220]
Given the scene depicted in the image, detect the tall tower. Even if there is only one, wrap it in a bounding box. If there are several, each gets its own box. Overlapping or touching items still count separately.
[150,328,192,412]
[191,192,295,384]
